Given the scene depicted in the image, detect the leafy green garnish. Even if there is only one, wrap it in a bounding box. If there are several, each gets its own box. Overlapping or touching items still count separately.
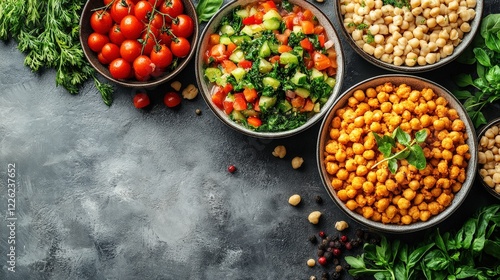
[0,0,114,106]
[372,127,428,173]
[346,205,500,280]
[453,14,500,127]
[382,0,410,9]
[196,0,223,23]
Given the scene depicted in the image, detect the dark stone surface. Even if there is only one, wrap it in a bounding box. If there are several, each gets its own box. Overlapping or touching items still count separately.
[0,0,498,279]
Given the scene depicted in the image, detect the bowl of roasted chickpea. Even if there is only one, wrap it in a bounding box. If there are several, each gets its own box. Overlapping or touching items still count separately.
[335,0,483,72]
[317,74,478,233]
[477,118,500,200]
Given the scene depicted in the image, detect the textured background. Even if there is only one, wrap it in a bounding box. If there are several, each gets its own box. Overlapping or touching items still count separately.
[1,0,499,279]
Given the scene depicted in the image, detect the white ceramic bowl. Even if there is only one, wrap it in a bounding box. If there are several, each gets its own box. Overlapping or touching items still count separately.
[317,74,478,233]
[195,0,345,138]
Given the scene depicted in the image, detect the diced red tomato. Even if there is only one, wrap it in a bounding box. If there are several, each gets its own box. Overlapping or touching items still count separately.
[291,95,305,108]
[210,44,227,62]
[247,116,262,128]
[223,99,234,114]
[253,98,260,112]
[226,42,237,55]
[275,33,289,45]
[301,20,315,34]
[283,15,294,30]
[261,0,277,11]
[313,51,331,70]
[300,38,313,52]
[233,93,248,111]
[242,15,262,25]
[243,88,258,102]
[301,98,314,112]
[317,34,326,48]
[304,56,314,69]
[302,9,313,21]
[314,25,325,35]
[269,55,281,64]
[223,83,233,94]
[210,34,220,45]
[212,87,227,109]
[221,59,237,73]
[238,59,253,69]
[278,45,293,53]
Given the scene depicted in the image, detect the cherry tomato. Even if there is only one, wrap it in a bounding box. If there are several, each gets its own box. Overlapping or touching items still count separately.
[149,13,165,29]
[120,39,142,62]
[170,37,191,58]
[111,0,135,23]
[140,29,157,55]
[120,15,144,39]
[134,1,153,22]
[87,32,110,52]
[109,58,132,79]
[164,92,182,107]
[159,29,173,46]
[104,0,114,5]
[133,55,155,77]
[147,0,164,8]
[150,44,173,68]
[171,14,194,38]
[101,43,121,62]
[133,92,150,108]
[90,10,113,34]
[312,51,331,70]
[160,0,184,22]
[108,24,126,45]
[98,52,110,64]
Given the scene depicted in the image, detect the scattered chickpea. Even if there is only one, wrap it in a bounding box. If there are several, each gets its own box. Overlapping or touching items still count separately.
[335,220,349,231]
[182,84,199,100]
[288,194,301,206]
[170,81,182,91]
[292,156,304,169]
[308,211,322,224]
[307,259,316,267]
[272,145,287,158]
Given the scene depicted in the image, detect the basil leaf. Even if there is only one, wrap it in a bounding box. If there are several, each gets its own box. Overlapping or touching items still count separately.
[424,250,449,270]
[454,73,475,87]
[388,158,398,174]
[415,129,428,143]
[379,142,393,158]
[462,219,476,249]
[408,243,434,269]
[486,65,500,85]
[455,266,480,279]
[434,229,447,252]
[452,89,473,100]
[472,236,485,253]
[394,262,406,280]
[407,145,426,170]
[394,127,411,146]
[374,271,393,280]
[398,243,408,264]
[344,256,366,269]
[196,0,223,23]
[474,47,492,67]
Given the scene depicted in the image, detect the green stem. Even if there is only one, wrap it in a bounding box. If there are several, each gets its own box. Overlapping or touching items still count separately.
[371,146,409,170]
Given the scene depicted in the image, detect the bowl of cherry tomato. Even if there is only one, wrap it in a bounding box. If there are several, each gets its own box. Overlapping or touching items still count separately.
[195,0,345,138]
[80,0,198,88]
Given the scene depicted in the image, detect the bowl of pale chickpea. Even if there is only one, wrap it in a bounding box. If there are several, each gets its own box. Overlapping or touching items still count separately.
[477,118,500,200]
[317,74,478,233]
[335,0,483,72]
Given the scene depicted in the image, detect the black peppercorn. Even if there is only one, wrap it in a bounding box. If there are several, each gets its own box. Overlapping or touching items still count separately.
[324,251,333,261]
[333,258,340,265]
[330,272,340,279]
[315,195,323,204]
[309,235,318,244]
[321,272,329,279]
[355,229,364,239]
[317,249,325,257]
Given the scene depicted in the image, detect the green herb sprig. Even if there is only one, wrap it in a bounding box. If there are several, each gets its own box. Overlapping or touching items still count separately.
[0,0,113,106]
[372,127,428,174]
[452,14,500,128]
[345,205,500,280]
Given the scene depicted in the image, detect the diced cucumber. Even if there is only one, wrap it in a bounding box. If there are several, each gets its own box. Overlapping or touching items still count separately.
[231,110,246,122]
[295,88,310,98]
[235,9,249,19]
[278,100,292,112]
[292,25,303,34]
[259,96,277,110]
[263,18,281,30]
[291,71,307,86]
[230,35,251,45]
[325,77,336,88]
[279,52,298,65]
[242,109,258,117]
[219,35,232,45]
[249,7,257,16]
[219,25,236,36]
[268,41,279,54]
[310,68,325,80]
[293,46,303,58]
[231,67,246,82]
[314,102,321,112]
[229,49,245,63]
[259,41,271,58]
[263,9,282,21]
[241,24,264,36]
[263,77,280,90]
[205,67,222,83]
[258,58,273,73]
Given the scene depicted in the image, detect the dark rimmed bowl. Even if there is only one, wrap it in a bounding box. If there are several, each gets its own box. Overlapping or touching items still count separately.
[317,74,478,233]
[333,0,483,73]
[476,117,500,200]
[195,0,345,139]
[79,0,199,88]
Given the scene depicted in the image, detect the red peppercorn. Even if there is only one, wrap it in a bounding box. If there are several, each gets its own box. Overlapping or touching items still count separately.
[333,248,341,256]
[340,235,348,243]
[228,165,236,173]
[319,231,326,238]
[345,242,352,250]
[318,256,327,266]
